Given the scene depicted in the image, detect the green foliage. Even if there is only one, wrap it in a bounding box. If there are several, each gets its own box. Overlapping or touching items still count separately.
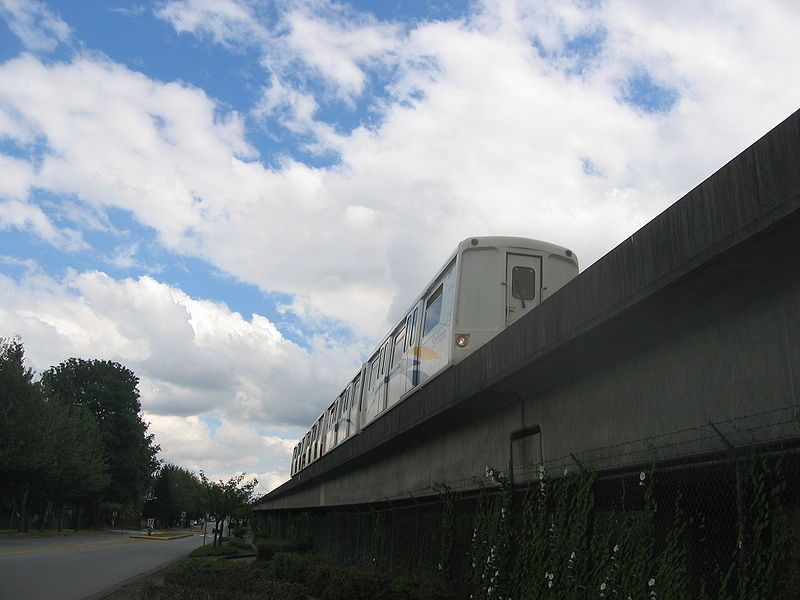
[143,559,308,600]
[653,490,690,600]
[225,536,253,550]
[512,468,595,599]
[714,457,792,600]
[199,472,257,547]
[41,357,160,505]
[432,482,456,576]
[188,543,239,557]
[0,338,110,530]
[145,463,204,525]
[268,550,454,600]
[255,537,310,561]
[370,511,386,567]
[389,574,455,600]
[457,459,795,599]
[0,337,47,492]
[468,469,513,599]
[269,550,320,583]
[40,400,110,504]
[152,555,455,600]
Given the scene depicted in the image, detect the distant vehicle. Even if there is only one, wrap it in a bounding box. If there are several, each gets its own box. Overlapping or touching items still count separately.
[290,237,579,476]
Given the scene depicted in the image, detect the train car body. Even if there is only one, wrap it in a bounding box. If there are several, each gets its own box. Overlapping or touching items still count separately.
[290,237,578,476]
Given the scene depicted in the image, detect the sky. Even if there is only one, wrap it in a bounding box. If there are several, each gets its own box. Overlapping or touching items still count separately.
[1,0,799,495]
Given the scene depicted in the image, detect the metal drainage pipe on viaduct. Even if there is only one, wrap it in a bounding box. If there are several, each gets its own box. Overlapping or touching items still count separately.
[255,109,800,582]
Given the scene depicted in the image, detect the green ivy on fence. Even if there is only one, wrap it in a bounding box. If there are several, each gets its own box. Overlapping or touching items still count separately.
[463,456,792,599]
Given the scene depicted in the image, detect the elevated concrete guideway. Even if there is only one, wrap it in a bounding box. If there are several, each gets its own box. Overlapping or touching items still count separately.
[258,109,800,512]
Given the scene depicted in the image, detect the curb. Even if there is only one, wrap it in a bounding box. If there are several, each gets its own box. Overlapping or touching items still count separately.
[129,533,195,541]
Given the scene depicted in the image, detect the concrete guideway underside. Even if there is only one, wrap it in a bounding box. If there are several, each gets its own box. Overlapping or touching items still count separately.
[259,108,800,513]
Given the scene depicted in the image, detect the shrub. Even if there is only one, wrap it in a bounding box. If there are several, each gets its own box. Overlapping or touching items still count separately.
[255,538,311,561]
[168,560,251,587]
[161,560,308,599]
[188,543,238,558]
[268,552,441,600]
[389,574,455,600]
[320,565,392,600]
[269,551,319,583]
[140,581,307,600]
[225,537,253,551]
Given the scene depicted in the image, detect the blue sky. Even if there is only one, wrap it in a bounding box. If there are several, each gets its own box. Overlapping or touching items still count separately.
[1,0,799,491]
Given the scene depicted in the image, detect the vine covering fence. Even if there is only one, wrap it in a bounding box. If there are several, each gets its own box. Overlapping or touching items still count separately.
[259,413,800,599]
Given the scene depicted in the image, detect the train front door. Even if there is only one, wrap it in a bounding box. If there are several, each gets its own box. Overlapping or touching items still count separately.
[506,253,542,327]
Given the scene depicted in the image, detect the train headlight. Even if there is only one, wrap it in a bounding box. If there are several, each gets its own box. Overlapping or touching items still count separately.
[455,334,470,348]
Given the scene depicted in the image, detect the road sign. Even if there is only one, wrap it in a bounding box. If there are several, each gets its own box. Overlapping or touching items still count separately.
[181,511,186,518]
[147,518,155,528]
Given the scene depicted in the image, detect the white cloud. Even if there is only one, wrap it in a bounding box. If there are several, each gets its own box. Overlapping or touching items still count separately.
[1,3,800,487]
[144,414,292,491]
[148,0,800,327]
[106,246,134,269]
[155,0,267,47]
[282,5,400,102]
[0,0,70,52]
[0,268,361,426]
[0,155,88,251]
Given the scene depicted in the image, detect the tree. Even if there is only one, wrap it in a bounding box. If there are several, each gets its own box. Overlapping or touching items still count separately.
[41,358,160,507]
[0,337,44,529]
[0,338,109,531]
[145,463,204,527]
[42,401,110,529]
[199,473,257,546]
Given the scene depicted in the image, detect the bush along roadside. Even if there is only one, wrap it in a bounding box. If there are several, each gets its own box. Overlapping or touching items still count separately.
[139,560,308,600]
[188,543,239,558]
[140,542,455,600]
[254,536,311,561]
[267,551,455,600]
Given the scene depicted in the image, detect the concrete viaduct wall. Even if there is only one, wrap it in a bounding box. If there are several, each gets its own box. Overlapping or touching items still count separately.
[258,108,800,512]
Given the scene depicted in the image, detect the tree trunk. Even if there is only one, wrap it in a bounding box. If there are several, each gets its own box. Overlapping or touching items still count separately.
[42,500,53,530]
[58,504,65,532]
[75,504,83,531]
[8,497,15,530]
[18,484,29,532]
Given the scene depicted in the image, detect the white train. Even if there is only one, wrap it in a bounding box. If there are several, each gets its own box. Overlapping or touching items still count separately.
[290,237,579,476]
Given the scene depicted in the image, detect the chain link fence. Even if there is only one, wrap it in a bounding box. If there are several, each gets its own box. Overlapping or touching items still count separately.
[259,408,800,598]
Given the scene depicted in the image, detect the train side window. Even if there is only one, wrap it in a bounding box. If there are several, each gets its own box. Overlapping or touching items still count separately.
[380,341,390,374]
[368,354,381,389]
[512,266,536,300]
[405,307,418,350]
[423,284,444,337]
[391,327,406,368]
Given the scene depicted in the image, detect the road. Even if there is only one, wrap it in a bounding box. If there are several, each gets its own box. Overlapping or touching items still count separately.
[0,531,204,600]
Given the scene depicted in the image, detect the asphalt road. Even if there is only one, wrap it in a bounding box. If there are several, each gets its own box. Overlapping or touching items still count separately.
[0,532,204,600]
